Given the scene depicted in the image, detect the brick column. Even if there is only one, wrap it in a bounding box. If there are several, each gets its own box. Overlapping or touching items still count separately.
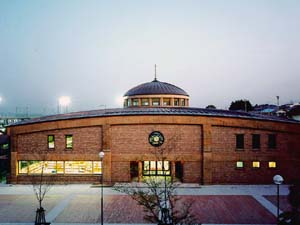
[102,124,111,184]
[202,124,212,184]
[171,161,176,182]
[138,161,143,182]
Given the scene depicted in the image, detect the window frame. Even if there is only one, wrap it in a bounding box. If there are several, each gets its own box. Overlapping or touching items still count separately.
[252,134,261,150]
[65,134,73,149]
[47,135,55,149]
[252,161,260,168]
[268,134,277,149]
[235,134,245,150]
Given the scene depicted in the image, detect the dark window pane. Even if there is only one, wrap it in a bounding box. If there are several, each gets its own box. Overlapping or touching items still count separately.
[268,134,277,149]
[236,134,244,149]
[252,134,260,149]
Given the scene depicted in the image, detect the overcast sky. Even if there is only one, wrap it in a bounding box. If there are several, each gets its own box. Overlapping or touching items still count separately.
[0,0,299,115]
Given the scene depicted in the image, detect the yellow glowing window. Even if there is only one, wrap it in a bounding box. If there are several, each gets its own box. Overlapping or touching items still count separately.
[65,135,73,149]
[65,161,92,174]
[19,161,28,174]
[252,161,260,168]
[56,161,64,174]
[269,161,276,168]
[236,161,244,168]
[163,98,171,106]
[93,161,102,174]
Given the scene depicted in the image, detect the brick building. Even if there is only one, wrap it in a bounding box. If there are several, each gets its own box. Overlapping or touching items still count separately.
[7,79,300,184]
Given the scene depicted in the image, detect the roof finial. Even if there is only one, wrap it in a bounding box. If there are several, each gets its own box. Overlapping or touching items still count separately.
[154,64,157,81]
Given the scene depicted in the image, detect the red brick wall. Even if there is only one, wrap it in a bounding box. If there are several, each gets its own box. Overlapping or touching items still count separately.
[110,124,202,183]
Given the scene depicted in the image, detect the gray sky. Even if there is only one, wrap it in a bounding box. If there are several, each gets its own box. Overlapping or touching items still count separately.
[0,0,300,114]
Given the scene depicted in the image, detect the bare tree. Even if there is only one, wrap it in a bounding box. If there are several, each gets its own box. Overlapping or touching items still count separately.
[115,132,199,225]
[31,155,53,225]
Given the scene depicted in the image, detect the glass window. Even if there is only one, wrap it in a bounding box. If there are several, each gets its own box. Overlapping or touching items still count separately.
[127,99,131,107]
[236,161,244,168]
[152,98,160,106]
[48,135,55,149]
[174,98,179,106]
[132,99,139,106]
[43,161,57,174]
[65,135,73,149]
[93,161,102,174]
[143,161,170,176]
[181,99,185,106]
[236,134,244,149]
[65,161,93,174]
[252,161,260,168]
[163,98,171,106]
[252,134,260,149]
[56,161,64,174]
[141,98,149,106]
[269,161,277,168]
[268,134,277,149]
[19,161,28,174]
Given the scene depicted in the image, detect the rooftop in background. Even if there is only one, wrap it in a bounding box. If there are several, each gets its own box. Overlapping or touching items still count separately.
[8,107,300,127]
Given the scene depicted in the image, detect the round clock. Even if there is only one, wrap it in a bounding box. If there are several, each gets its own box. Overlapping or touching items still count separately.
[149,131,164,147]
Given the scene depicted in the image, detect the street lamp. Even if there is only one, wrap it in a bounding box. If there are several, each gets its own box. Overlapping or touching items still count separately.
[58,96,71,113]
[99,151,105,225]
[273,174,284,223]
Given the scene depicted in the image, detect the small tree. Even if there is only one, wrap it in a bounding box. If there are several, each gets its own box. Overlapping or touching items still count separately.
[229,100,253,112]
[31,157,53,225]
[115,132,198,225]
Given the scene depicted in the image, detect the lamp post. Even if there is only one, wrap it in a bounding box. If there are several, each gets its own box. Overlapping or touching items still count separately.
[99,151,105,225]
[273,174,284,224]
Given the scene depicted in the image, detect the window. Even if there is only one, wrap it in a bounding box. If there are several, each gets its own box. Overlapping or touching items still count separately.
[65,135,73,149]
[181,99,185,106]
[268,134,277,149]
[163,98,171,106]
[236,134,244,149]
[141,98,149,106]
[236,161,244,168]
[143,161,170,176]
[132,99,139,106]
[269,161,277,168]
[127,99,131,107]
[48,135,55,149]
[18,160,102,175]
[152,98,160,106]
[252,161,260,168]
[174,98,179,106]
[252,134,260,149]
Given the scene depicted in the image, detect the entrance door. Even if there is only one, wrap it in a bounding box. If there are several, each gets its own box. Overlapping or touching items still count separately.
[143,161,170,176]
[175,161,183,182]
[130,161,139,180]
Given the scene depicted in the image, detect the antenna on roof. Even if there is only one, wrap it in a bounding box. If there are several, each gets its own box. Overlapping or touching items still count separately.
[154,64,157,81]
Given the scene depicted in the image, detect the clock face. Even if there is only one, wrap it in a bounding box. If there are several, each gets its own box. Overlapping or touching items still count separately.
[149,131,164,147]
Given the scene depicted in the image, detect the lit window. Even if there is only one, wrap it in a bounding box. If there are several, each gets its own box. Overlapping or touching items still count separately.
[127,99,131,107]
[48,135,55,149]
[152,98,160,106]
[65,161,93,174]
[236,134,244,149]
[252,134,260,149]
[163,98,171,106]
[269,161,277,168]
[268,134,277,149]
[132,99,139,106]
[141,98,149,106]
[93,161,102,174]
[19,161,28,174]
[252,161,260,168]
[143,161,170,176]
[56,161,64,174]
[181,99,185,106]
[65,135,73,149]
[236,161,244,168]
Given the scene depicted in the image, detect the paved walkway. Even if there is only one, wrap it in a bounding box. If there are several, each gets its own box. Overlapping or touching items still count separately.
[0,184,289,225]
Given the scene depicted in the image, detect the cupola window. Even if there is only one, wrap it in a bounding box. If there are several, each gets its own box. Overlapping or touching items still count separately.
[152,98,160,106]
[141,98,149,106]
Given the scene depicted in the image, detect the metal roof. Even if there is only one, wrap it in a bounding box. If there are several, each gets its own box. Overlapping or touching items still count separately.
[8,107,300,127]
[124,79,189,97]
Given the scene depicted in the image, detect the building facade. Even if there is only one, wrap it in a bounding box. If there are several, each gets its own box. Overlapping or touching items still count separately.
[7,79,300,184]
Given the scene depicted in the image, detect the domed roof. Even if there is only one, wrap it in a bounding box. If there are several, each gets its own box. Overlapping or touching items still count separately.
[124,79,189,97]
